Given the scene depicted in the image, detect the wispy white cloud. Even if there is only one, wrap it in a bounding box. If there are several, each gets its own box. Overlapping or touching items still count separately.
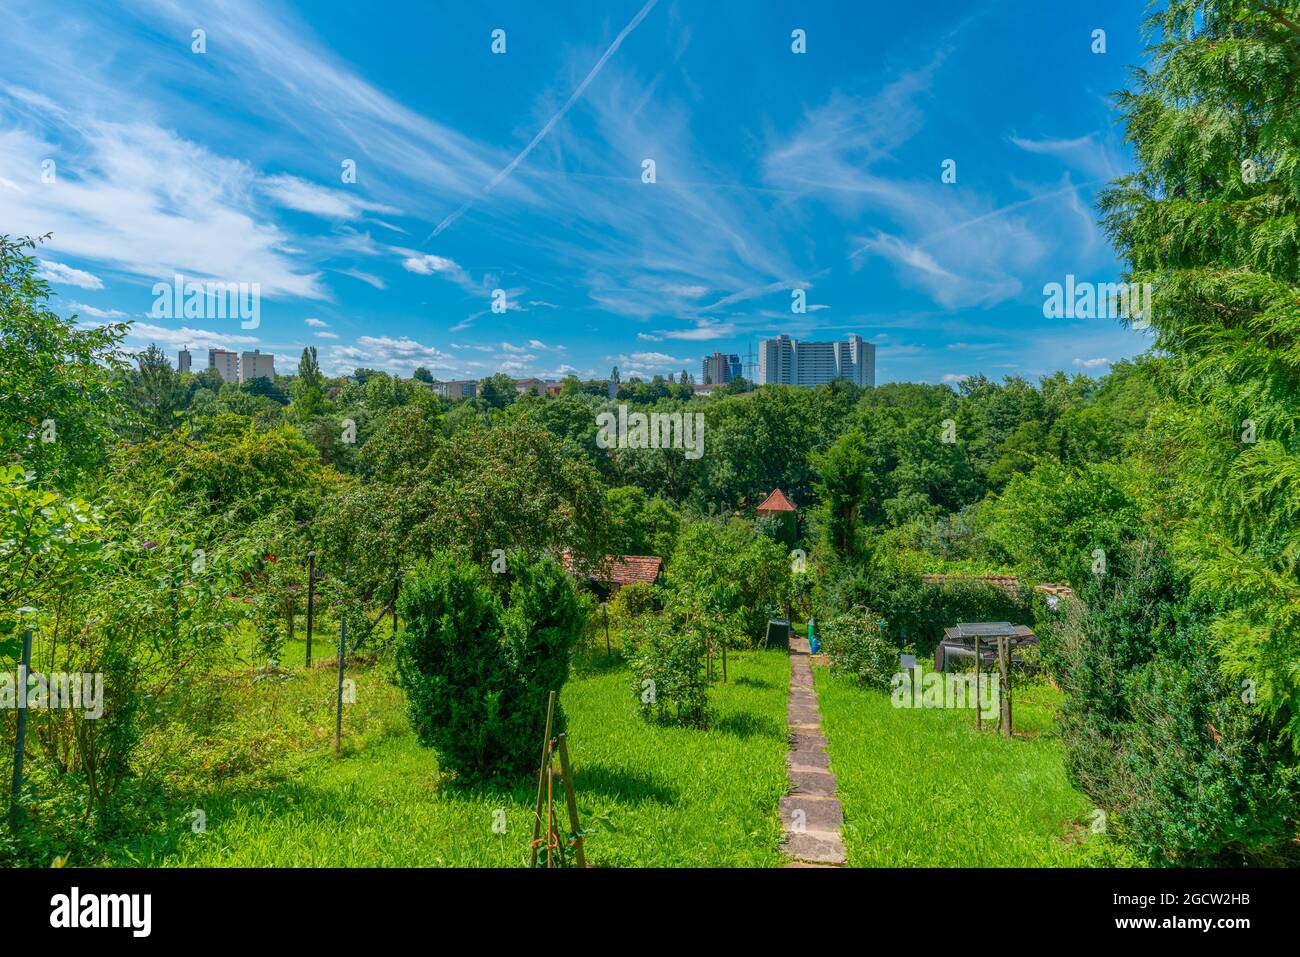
[38,259,103,289]
[67,301,127,319]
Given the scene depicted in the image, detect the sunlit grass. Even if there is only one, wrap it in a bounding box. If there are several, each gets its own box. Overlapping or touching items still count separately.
[101,647,789,867]
[815,664,1096,867]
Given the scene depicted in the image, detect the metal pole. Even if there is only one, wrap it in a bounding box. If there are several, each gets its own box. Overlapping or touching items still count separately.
[9,628,33,831]
[334,618,346,751]
[305,551,316,669]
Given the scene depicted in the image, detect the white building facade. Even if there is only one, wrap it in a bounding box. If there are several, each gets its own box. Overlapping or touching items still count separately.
[757,334,875,387]
[239,350,275,382]
[208,348,239,383]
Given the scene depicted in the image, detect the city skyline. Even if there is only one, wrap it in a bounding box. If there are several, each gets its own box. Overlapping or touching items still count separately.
[2,0,1152,387]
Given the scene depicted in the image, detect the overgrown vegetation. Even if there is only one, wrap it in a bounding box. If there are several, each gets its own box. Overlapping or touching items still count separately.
[4,2,1300,865]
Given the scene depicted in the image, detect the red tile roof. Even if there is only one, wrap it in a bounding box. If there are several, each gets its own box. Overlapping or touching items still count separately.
[756,488,797,512]
[561,551,663,586]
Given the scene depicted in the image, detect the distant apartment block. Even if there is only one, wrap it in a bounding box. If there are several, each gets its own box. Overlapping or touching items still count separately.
[208,348,239,383]
[431,379,478,400]
[701,352,742,385]
[757,334,875,388]
[239,350,275,382]
[177,348,192,374]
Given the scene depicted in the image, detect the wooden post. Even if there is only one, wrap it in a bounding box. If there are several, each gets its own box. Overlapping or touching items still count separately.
[305,551,316,669]
[334,618,346,751]
[529,691,557,868]
[8,628,32,832]
[998,635,1012,738]
[603,603,611,657]
[391,579,399,639]
[555,733,586,868]
[721,633,727,684]
[974,634,981,730]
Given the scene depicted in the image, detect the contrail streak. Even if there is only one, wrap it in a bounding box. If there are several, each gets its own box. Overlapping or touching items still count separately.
[425,0,660,241]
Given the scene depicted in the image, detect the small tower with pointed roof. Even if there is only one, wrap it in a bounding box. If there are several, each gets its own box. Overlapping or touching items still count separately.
[756,488,798,548]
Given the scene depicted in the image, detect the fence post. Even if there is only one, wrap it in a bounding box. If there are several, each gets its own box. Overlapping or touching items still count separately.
[998,635,1012,738]
[8,627,33,832]
[334,618,346,751]
[305,551,316,669]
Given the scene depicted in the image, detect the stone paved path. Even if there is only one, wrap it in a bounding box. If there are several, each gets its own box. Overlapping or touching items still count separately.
[780,634,847,866]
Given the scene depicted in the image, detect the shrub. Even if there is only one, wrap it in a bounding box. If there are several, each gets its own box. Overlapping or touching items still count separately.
[628,617,710,728]
[820,607,909,691]
[395,553,586,780]
[1054,542,1300,865]
[607,580,654,624]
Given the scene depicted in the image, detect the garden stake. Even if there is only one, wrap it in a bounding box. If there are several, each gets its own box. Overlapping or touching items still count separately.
[8,628,32,832]
[334,618,346,751]
[529,691,557,868]
[556,733,586,867]
[974,634,981,731]
[305,551,316,668]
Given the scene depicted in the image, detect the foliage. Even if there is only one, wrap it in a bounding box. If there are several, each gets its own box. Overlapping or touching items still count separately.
[1098,0,1300,749]
[0,234,130,489]
[626,589,711,728]
[395,554,587,780]
[1052,543,1300,865]
[820,606,908,691]
[665,519,791,648]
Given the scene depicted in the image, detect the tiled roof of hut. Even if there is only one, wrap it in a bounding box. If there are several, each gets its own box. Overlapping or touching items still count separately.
[561,551,663,586]
[756,488,797,512]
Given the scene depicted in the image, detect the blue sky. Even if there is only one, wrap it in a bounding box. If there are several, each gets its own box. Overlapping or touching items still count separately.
[0,0,1152,384]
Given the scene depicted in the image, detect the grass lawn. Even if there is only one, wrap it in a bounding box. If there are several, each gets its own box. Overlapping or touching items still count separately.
[94,644,789,868]
[814,664,1096,867]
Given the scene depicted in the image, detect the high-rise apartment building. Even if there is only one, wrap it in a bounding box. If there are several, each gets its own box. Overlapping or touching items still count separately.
[701,352,742,385]
[239,350,275,382]
[177,348,192,374]
[208,348,239,383]
[757,334,875,387]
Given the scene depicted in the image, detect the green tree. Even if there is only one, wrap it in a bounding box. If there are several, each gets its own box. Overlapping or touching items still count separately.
[1099,0,1300,746]
[0,234,129,489]
[129,343,183,439]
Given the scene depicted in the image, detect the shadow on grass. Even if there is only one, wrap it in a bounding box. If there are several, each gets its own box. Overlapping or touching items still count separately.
[573,763,678,806]
[731,676,777,690]
[714,711,785,741]
[570,652,627,678]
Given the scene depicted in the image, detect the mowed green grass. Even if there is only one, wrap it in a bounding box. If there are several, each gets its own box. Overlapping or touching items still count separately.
[125,647,789,868]
[814,665,1095,867]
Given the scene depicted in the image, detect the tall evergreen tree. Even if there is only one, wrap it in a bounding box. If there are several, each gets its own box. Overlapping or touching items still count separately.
[1100,0,1300,748]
